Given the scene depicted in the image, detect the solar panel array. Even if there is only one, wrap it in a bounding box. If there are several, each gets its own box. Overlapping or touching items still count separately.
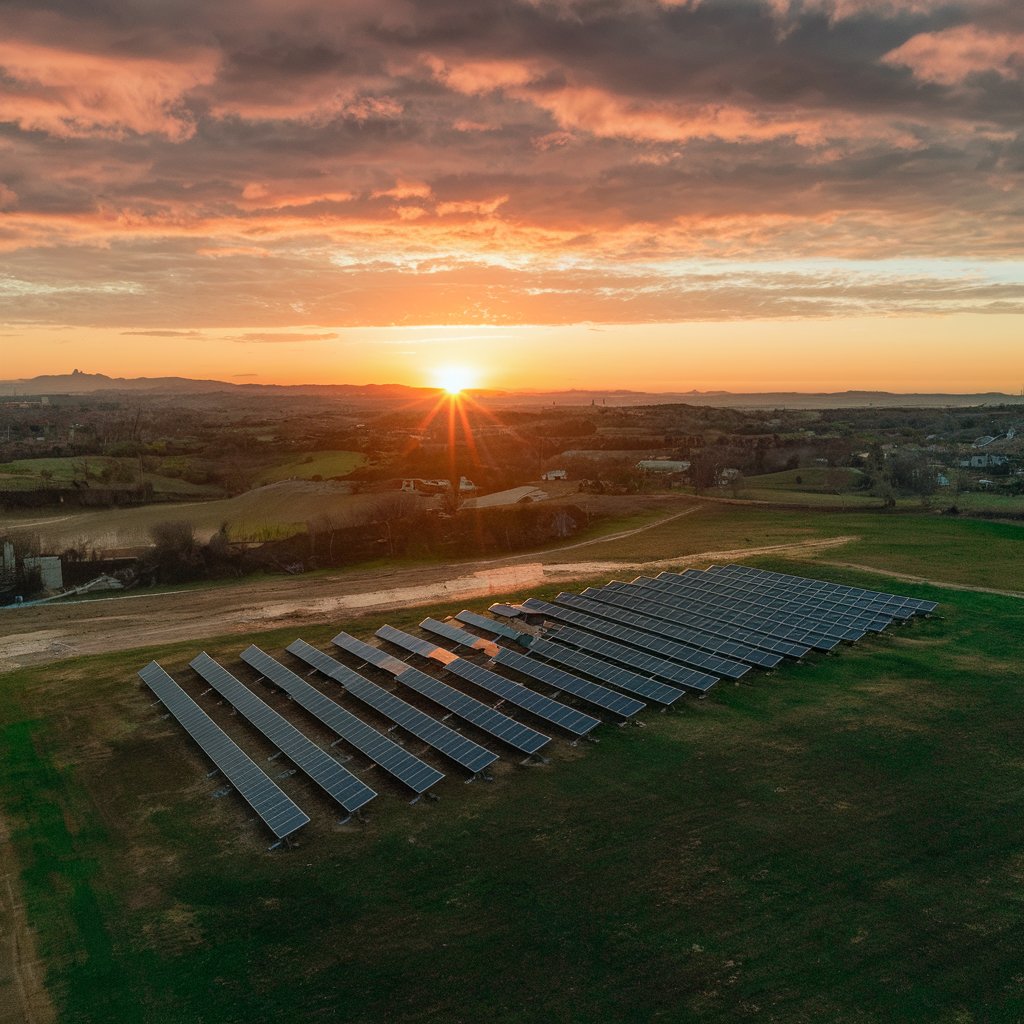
[553,591,781,669]
[140,660,311,840]
[240,645,444,795]
[527,636,686,706]
[445,657,602,737]
[190,652,377,814]
[493,647,646,719]
[521,597,749,680]
[287,639,498,775]
[395,666,551,756]
[141,563,933,843]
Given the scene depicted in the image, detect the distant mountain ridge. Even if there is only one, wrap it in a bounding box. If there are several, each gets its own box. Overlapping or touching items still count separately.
[2,371,1021,409]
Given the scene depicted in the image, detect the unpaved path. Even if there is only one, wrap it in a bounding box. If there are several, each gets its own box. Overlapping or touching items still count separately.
[0,814,55,1024]
[0,533,855,672]
[816,560,1024,600]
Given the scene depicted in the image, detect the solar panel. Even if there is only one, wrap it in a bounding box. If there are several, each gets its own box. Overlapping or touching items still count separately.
[550,592,769,673]
[454,609,531,645]
[527,636,685,706]
[332,631,408,675]
[566,589,781,669]
[493,647,645,718]
[660,570,865,642]
[521,597,749,680]
[719,564,936,616]
[239,645,443,795]
[287,640,498,775]
[672,567,871,635]
[588,582,810,660]
[701,566,894,631]
[395,667,550,756]
[550,626,719,694]
[420,617,497,655]
[189,652,376,815]
[375,624,440,660]
[445,658,601,737]
[139,660,310,840]
[630,576,840,651]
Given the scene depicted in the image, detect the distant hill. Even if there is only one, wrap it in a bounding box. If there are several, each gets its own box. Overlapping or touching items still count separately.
[0,370,427,400]
[2,370,1022,409]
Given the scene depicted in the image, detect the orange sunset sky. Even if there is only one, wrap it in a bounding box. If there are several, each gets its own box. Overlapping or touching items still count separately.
[1,0,1022,392]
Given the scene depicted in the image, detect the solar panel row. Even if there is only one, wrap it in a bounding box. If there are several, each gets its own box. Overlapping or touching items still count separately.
[659,571,866,642]
[331,631,409,675]
[445,657,602,737]
[419,617,497,654]
[241,645,443,794]
[454,609,529,645]
[140,660,311,840]
[527,636,686,706]
[493,647,646,719]
[375,624,440,659]
[550,626,719,695]
[520,597,745,680]
[587,582,810,659]
[395,667,551,756]
[554,591,781,669]
[697,566,893,632]
[287,640,499,775]
[190,652,377,814]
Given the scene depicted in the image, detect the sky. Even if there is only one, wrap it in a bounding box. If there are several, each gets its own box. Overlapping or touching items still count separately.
[1,0,1022,392]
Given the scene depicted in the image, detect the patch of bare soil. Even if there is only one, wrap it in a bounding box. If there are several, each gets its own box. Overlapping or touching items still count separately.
[0,533,856,673]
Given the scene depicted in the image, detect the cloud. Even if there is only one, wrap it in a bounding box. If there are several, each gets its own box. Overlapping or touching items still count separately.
[883,25,1024,84]
[0,0,1019,337]
[121,329,202,337]
[0,38,218,139]
[224,331,340,343]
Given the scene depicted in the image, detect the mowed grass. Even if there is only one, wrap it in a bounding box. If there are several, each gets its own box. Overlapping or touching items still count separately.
[558,502,1024,593]
[713,488,883,507]
[2,554,1024,1022]
[255,450,365,485]
[741,468,866,491]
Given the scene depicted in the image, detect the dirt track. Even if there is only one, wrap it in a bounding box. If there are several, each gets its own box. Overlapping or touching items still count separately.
[0,529,856,672]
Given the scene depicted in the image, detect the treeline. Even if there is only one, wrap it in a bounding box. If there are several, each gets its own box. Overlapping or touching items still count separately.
[141,501,589,584]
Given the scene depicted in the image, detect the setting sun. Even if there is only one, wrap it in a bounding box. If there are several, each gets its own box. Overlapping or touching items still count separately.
[435,365,477,395]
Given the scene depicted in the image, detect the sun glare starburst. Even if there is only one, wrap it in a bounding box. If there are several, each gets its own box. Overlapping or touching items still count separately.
[435,365,476,395]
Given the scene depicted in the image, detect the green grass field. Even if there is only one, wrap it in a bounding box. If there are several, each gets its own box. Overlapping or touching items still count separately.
[699,466,1024,516]
[256,450,365,485]
[0,456,221,496]
[2,517,1023,1022]
[742,467,867,491]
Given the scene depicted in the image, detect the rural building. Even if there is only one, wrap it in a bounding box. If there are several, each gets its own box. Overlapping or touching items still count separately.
[541,469,568,481]
[961,453,1009,469]
[401,476,477,494]
[23,555,63,591]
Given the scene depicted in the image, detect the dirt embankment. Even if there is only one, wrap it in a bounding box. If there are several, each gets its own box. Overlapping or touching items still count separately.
[0,530,856,673]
